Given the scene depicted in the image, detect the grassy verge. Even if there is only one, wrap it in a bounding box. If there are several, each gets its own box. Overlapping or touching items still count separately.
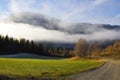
[0,58,104,80]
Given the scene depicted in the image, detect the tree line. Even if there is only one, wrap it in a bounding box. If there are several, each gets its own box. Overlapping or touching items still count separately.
[0,35,45,55]
[0,35,72,57]
[73,38,120,59]
[103,40,120,58]
[1,35,119,58]
[48,47,73,57]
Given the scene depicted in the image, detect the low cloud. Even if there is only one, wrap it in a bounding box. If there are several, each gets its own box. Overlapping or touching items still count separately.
[0,21,120,43]
[0,22,78,42]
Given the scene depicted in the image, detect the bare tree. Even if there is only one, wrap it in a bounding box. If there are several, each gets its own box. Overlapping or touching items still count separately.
[74,38,89,58]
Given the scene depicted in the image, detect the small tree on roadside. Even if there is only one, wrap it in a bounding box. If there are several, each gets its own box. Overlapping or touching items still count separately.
[113,40,120,49]
[74,38,89,58]
[91,43,101,58]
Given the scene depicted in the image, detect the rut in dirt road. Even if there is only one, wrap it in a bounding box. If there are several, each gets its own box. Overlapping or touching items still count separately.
[71,60,120,80]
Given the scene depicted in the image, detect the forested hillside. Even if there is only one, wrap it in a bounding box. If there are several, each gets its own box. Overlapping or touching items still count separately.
[0,35,72,57]
[0,35,45,55]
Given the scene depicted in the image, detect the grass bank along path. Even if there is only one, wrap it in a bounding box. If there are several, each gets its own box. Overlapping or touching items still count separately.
[70,59,120,80]
[0,58,103,80]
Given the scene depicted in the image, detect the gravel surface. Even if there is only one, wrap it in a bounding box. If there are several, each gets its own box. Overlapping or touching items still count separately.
[71,59,120,80]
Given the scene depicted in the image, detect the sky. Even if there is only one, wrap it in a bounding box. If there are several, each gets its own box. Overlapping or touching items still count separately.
[0,0,120,43]
[0,0,120,25]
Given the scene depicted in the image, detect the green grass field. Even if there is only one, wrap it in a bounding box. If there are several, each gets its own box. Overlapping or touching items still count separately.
[0,58,104,79]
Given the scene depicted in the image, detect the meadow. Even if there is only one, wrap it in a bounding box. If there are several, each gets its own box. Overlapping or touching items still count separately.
[0,57,104,80]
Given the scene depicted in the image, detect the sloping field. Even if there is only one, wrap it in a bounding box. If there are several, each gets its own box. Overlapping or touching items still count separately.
[0,56,103,80]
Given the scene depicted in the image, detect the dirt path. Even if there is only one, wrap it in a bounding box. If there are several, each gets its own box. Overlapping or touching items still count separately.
[71,59,120,80]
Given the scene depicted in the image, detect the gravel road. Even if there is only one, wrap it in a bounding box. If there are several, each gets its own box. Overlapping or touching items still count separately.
[71,59,120,80]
